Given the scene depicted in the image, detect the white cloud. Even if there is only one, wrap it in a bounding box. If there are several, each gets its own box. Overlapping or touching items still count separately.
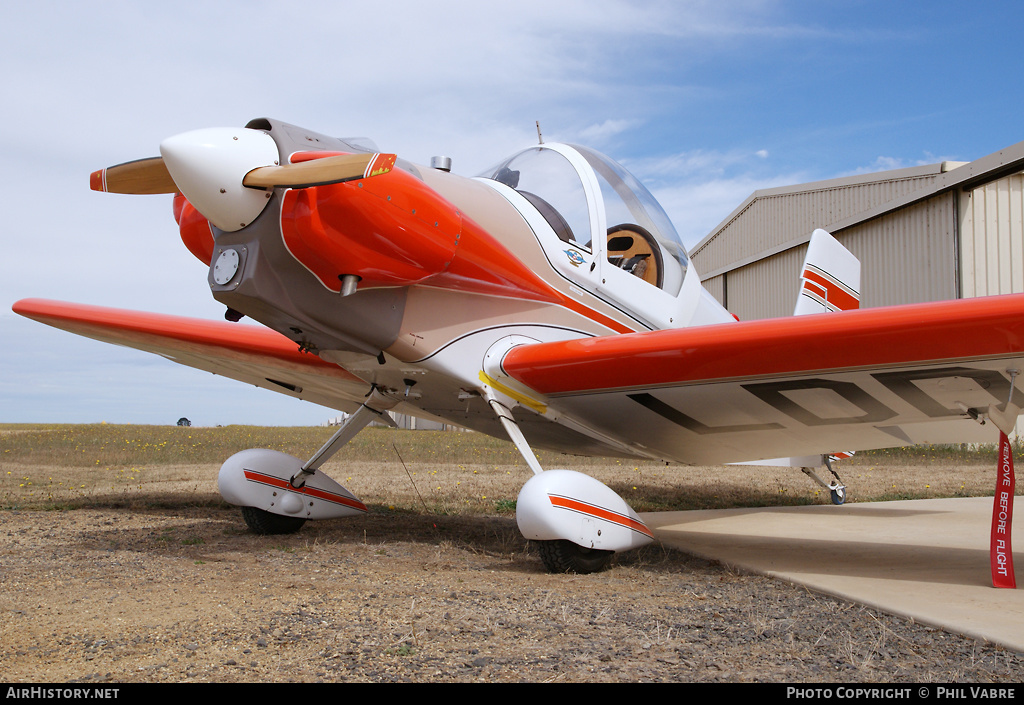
[656,172,807,249]
[839,151,963,177]
[617,147,809,246]
[573,119,642,146]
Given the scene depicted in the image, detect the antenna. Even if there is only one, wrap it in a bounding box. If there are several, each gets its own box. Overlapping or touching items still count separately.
[536,121,544,145]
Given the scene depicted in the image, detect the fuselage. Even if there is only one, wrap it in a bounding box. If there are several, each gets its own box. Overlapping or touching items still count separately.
[179,118,733,456]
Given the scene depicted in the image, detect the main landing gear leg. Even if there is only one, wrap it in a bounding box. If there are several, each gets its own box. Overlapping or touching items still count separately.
[801,456,847,505]
[218,387,399,534]
[289,389,398,490]
[483,391,652,574]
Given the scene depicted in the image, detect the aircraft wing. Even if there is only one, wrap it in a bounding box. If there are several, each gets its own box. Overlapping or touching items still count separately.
[500,294,1024,465]
[12,299,372,414]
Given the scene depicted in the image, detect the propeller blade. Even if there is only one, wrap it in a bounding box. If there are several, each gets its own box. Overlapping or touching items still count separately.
[90,126,397,235]
[243,153,397,189]
[90,157,177,195]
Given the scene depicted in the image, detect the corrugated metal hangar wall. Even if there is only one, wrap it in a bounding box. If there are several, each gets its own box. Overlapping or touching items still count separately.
[961,172,1024,298]
[690,141,1024,321]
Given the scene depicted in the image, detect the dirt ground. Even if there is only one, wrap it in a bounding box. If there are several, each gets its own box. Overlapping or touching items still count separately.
[2,492,1023,683]
[2,426,1022,683]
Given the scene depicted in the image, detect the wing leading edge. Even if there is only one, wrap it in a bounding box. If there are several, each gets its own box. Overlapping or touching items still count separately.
[12,299,371,414]
[499,294,1024,465]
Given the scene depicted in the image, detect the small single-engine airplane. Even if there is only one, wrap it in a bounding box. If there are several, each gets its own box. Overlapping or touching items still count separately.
[14,118,1024,573]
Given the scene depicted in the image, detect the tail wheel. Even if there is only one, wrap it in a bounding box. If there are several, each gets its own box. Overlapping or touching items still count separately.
[241,506,307,535]
[537,539,613,574]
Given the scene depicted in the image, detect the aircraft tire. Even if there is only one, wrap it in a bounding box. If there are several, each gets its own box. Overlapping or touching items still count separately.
[536,539,612,574]
[240,506,307,535]
[830,488,846,505]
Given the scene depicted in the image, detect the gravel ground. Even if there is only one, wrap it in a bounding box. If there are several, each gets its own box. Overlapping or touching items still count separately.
[2,504,1023,683]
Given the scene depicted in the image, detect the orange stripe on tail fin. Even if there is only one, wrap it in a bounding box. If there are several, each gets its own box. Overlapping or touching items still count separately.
[794,229,861,316]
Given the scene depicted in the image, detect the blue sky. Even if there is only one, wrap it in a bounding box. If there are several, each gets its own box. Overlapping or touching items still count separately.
[2,1,1023,426]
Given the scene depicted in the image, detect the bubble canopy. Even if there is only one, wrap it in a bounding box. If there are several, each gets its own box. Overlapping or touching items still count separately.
[478,144,689,295]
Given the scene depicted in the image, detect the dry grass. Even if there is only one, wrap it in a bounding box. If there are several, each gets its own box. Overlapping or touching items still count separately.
[0,423,1002,513]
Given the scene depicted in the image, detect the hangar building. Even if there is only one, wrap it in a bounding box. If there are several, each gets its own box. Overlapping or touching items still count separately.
[690,140,1024,321]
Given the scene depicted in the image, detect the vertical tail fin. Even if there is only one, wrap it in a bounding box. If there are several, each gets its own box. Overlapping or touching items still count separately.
[794,229,861,316]
[793,229,861,472]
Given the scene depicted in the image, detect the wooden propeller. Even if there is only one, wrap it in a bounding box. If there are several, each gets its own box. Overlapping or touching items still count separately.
[90,152,397,195]
[90,157,176,194]
[243,153,397,189]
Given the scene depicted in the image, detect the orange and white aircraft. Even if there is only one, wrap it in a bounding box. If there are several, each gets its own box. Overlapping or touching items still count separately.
[14,118,1024,573]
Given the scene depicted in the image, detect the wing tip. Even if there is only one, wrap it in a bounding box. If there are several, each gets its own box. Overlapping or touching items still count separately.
[12,297,49,318]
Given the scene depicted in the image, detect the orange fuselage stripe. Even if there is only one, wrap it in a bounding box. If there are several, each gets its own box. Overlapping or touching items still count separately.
[280,170,634,335]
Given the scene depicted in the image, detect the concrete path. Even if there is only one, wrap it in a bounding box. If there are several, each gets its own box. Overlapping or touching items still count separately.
[643,497,1024,651]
